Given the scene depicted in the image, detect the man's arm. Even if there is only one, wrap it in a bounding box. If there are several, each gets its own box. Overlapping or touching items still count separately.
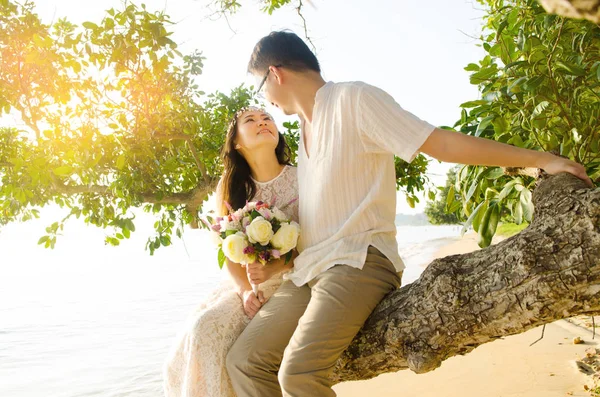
[419,128,593,187]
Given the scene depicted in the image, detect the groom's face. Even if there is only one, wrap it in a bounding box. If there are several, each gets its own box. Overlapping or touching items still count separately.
[256,67,293,115]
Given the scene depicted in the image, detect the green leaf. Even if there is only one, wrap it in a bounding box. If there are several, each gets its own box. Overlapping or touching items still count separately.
[460,100,488,108]
[125,219,136,232]
[522,76,545,92]
[555,61,586,76]
[532,101,550,118]
[446,185,455,210]
[116,155,126,170]
[218,248,226,269]
[508,77,527,93]
[476,115,495,137]
[284,250,294,265]
[497,179,518,201]
[461,200,488,236]
[495,19,508,40]
[478,203,500,248]
[250,209,261,220]
[485,168,505,180]
[472,200,489,233]
[470,66,498,84]
[520,189,534,222]
[82,21,98,30]
[37,236,49,245]
[514,198,523,224]
[465,176,480,202]
[428,190,436,201]
[53,166,73,176]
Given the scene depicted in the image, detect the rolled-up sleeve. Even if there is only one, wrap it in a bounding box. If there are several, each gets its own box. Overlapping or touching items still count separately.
[358,84,436,162]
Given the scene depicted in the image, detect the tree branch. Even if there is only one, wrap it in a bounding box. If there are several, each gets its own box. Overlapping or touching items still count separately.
[51,178,218,211]
[296,0,317,53]
[538,0,600,23]
[332,173,599,383]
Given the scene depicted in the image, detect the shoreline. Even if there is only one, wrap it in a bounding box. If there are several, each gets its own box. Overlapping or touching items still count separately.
[333,233,595,397]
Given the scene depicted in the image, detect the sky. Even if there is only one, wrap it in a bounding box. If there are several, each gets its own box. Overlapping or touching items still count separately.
[1,0,487,257]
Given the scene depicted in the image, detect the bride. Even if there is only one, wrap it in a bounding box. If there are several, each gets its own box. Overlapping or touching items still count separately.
[163,107,299,397]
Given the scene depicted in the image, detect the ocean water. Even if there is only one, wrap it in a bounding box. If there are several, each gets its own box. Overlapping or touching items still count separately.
[0,216,461,397]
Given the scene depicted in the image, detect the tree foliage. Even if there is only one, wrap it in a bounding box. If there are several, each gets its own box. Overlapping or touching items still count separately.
[0,1,265,252]
[424,167,463,225]
[0,0,432,252]
[449,0,599,247]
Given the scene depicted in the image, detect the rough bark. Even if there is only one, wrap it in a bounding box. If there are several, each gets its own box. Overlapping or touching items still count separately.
[539,0,600,23]
[333,173,599,383]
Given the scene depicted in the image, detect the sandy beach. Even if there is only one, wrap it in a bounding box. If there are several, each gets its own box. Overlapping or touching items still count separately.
[333,233,597,397]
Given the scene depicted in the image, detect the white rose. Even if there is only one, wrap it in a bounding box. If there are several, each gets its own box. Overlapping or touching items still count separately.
[221,232,249,264]
[270,221,300,255]
[246,216,274,246]
[272,207,288,222]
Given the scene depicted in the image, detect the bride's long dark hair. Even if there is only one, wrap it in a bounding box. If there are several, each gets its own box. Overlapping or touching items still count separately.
[219,107,292,215]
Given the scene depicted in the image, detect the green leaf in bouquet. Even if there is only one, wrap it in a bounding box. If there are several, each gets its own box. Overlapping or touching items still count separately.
[218,248,226,269]
[250,209,261,220]
[225,229,236,237]
[284,250,294,265]
[272,222,281,234]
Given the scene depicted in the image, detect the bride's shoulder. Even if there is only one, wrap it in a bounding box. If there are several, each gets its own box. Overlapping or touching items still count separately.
[283,165,298,178]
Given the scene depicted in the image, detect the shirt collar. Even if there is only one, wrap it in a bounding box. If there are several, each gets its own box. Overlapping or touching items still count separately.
[315,81,334,105]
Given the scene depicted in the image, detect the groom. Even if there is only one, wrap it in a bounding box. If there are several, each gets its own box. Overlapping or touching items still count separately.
[227,31,592,396]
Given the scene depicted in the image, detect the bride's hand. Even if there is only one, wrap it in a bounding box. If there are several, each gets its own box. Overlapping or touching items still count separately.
[246,261,277,285]
[240,289,266,319]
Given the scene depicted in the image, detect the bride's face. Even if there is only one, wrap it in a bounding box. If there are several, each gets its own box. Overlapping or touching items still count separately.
[234,110,279,153]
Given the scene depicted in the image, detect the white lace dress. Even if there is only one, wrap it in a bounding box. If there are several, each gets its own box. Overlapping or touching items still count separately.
[163,165,298,397]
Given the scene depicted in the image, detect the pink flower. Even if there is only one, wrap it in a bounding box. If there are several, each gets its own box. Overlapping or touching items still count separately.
[271,249,281,259]
[258,250,271,263]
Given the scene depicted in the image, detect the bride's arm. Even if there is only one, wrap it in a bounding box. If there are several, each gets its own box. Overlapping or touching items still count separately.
[224,259,253,296]
[214,178,254,296]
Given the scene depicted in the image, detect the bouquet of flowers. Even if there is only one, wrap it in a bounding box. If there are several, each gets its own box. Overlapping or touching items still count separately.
[203,200,300,293]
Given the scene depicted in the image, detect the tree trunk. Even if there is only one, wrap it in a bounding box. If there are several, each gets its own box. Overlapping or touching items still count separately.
[332,173,599,384]
[539,0,600,22]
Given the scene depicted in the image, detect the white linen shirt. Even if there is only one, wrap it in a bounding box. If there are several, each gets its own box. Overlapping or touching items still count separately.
[286,81,436,286]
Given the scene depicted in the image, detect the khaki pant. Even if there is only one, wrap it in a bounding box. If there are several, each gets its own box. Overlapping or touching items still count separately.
[226,247,402,397]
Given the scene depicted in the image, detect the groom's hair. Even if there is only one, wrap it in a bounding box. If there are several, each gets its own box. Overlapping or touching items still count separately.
[248,31,320,75]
